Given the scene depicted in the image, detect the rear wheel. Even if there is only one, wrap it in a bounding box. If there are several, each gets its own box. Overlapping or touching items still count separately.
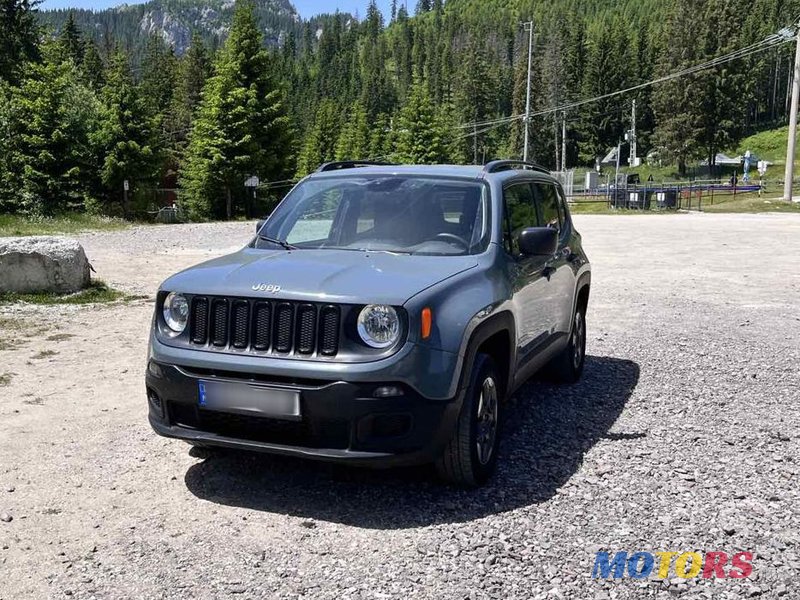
[436,354,502,487]
[548,304,587,384]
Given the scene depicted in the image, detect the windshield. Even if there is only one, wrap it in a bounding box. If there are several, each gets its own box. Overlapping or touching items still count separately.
[255,175,490,256]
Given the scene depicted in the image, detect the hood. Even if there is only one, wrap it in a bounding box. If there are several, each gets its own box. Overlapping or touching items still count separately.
[160,248,479,306]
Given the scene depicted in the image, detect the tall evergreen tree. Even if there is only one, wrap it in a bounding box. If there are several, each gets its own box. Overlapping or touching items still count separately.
[95,49,159,215]
[168,32,211,158]
[181,0,292,220]
[81,38,105,92]
[296,99,340,176]
[394,78,449,164]
[653,0,706,174]
[140,35,178,120]
[335,101,370,160]
[1,41,101,215]
[57,11,84,65]
[0,0,40,84]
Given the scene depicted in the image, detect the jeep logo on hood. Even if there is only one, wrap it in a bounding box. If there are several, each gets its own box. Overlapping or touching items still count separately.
[252,283,281,293]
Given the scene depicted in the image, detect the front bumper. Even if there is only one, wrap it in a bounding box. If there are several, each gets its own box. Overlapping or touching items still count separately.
[146,362,463,467]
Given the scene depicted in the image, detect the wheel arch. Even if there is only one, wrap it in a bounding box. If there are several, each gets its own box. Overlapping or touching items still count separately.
[457,310,516,400]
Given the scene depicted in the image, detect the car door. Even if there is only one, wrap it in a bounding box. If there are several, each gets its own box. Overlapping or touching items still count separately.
[502,181,557,367]
[532,182,577,337]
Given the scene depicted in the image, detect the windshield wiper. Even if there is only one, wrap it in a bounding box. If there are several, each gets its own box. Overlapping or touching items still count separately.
[257,235,298,251]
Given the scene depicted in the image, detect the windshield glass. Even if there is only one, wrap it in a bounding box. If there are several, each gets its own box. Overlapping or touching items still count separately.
[256,175,490,256]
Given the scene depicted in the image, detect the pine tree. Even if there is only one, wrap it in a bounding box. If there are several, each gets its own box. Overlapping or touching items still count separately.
[653,0,706,175]
[368,112,394,159]
[578,16,635,164]
[94,49,160,215]
[181,0,292,220]
[335,101,370,160]
[168,33,211,158]
[2,41,101,215]
[451,43,499,164]
[394,78,449,164]
[296,99,340,176]
[57,12,84,65]
[140,35,178,120]
[697,0,750,173]
[81,39,105,92]
[0,0,40,84]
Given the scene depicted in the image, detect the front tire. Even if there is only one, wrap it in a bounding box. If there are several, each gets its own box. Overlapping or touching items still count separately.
[436,354,502,487]
[548,304,587,384]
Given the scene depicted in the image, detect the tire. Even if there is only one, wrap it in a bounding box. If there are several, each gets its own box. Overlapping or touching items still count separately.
[547,303,587,384]
[435,354,502,487]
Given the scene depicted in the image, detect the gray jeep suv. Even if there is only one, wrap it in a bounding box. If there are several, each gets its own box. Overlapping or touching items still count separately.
[146,160,591,486]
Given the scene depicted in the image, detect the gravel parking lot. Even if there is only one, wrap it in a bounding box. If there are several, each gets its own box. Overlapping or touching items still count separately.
[1,213,799,599]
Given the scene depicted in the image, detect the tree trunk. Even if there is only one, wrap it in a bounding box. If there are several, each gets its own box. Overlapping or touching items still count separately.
[226,186,232,220]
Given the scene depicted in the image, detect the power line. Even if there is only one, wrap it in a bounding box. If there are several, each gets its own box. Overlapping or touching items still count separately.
[453,27,796,134]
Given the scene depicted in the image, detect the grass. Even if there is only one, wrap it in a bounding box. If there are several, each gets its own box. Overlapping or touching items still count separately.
[31,349,57,360]
[734,127,789,163]
[701,196,800,214]
[569,198,680,215]
[0,279,132,305]
[569,190,800,215]
[0,213,131,237]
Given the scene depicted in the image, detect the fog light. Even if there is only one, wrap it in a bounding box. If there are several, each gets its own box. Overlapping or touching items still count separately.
[147,388,164,418]
[373,385,404,398]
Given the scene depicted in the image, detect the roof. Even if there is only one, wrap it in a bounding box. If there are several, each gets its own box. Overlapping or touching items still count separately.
[699,153,742,167]
[308,164,487,180]
[306,163,557,184]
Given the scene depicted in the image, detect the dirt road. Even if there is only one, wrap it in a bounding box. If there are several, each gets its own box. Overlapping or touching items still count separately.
[1,214,799,599]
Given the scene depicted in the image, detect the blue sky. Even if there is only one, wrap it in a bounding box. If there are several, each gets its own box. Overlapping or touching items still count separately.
[39,0,397,19]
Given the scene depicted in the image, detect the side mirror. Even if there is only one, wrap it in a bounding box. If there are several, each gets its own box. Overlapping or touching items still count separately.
[255,219,266,233]
[518,227,558,257]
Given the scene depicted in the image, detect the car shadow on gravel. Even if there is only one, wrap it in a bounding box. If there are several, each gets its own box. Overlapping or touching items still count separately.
[184,355,640,529]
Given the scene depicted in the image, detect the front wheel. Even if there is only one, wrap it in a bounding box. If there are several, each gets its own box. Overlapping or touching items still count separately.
[436,354,502,487]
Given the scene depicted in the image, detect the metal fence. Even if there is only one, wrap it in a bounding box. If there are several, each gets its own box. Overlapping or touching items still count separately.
[568,178,765,211]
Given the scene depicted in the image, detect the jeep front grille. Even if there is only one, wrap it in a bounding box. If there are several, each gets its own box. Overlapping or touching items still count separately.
[188,296,341,357]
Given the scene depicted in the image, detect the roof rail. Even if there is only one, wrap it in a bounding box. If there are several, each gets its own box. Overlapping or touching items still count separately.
[483,160,550,175]
[316,160,397,173]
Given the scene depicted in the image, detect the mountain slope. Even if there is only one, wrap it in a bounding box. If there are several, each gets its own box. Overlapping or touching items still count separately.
[38,0,301,55]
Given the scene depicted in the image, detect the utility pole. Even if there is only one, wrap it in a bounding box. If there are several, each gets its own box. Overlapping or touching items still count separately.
[473,122,478,164]
[561,112,567,172]
[785,21,800,202]
[628,100,638,168]
[523,21,534,162]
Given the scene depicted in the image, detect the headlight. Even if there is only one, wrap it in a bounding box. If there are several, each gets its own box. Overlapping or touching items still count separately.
[357,305,400,348]
[162,292,189,334]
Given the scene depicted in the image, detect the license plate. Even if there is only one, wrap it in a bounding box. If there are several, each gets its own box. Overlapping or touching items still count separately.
[198,380,301,421]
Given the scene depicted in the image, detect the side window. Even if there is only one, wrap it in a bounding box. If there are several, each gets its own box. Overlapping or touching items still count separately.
[534,184,562,232]
[503,183,539,255]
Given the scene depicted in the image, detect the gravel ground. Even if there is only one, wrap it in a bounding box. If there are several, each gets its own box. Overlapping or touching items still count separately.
[1,213,799,599]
